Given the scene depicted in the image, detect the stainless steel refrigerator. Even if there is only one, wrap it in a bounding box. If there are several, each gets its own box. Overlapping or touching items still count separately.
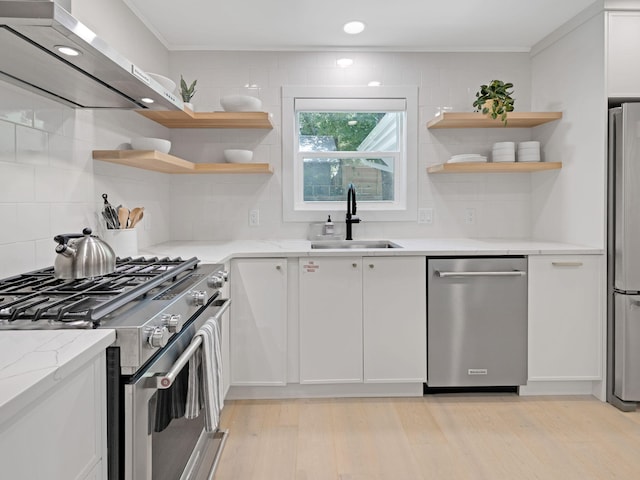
[609,102,640,410]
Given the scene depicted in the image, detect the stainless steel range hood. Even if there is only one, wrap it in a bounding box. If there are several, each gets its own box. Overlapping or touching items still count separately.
[0,1,182,110]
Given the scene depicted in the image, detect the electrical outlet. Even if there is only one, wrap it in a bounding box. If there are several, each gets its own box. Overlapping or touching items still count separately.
[465,207,476,225]
[249,209,260,226]
[418,208,433,224]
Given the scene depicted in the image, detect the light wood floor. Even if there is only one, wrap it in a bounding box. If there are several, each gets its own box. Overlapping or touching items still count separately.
[214,394,640,480]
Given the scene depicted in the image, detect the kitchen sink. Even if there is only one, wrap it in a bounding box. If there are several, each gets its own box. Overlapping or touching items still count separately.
[310,240,402,249]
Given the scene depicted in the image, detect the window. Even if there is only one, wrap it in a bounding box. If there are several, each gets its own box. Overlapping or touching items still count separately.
[282,86,418,222]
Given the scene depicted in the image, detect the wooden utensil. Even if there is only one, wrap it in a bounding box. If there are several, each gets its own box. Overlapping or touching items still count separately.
[128,207,144,228]
[118,207,130,229]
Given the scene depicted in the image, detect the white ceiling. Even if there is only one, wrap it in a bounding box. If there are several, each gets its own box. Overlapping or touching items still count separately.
[123,0,598,52]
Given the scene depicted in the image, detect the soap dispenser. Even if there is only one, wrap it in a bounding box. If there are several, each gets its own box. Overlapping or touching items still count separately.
[323,215,334,235]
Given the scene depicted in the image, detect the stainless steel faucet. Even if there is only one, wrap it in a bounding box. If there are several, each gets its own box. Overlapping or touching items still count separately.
[345,183,360,240]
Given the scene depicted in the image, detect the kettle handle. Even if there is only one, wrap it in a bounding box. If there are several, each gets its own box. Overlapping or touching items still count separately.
[54,227,93,245]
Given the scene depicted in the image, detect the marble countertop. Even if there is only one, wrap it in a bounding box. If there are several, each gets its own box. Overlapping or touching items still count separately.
[141,238,603,264]
[0,330,115,425]
[0,237,601,425]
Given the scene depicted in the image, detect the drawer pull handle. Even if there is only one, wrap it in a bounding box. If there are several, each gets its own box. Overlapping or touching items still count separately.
[551,262,583,267]
[435,271,526,278]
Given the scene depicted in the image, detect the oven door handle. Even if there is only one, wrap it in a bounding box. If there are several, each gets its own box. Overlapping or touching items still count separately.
[154,298,231,389]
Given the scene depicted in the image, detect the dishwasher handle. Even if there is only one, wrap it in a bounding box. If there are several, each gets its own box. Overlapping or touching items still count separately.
[435,270,526,278]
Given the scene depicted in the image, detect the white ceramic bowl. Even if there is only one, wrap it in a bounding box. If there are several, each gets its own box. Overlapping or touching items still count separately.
[224,149,254,163]
[131,137,171,154]
[147,73,176,93]
[220,95,262,112]
[224,148,253,163]
[518,141,540,149]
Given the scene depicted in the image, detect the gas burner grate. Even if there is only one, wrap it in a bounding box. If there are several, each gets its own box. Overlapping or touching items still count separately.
[0,256,200,327]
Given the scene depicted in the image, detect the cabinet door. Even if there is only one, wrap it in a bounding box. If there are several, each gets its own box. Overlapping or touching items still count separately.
[0,353,106,480]
[607,12,640,97]
[363,256,426,383]
[230,258,287,385]
[528,255,603,381]
[299,257,363,384]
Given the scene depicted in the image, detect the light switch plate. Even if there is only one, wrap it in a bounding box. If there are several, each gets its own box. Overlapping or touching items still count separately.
[418,208,433,224]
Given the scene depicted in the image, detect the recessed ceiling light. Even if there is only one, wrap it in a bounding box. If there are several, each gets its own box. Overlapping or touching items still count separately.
[343,21,365,35]
[368,81,382,87]
[55,45,81,56]
[141,97,154,104]
[337,58,354,68]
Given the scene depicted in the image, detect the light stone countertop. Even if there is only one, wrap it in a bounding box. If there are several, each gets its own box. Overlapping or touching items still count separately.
[141,238,603,264]
[0,237,601,426]
[0,330,115,425]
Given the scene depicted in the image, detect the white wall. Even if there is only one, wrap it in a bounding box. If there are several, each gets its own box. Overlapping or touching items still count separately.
[167,51,536,241]
[530,11,606,247]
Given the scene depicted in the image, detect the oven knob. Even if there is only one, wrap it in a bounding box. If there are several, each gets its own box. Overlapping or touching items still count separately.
[162,314,183,333]
[147,326,169,348]
[189,290,208,306]
[207,273,225,289]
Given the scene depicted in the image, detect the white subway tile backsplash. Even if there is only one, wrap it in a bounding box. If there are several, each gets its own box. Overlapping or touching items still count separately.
[0,242,36,278]
[0,162,35,202]
[17,204,51,241]
[35,238,55,270]
[34,107,66,134]
[16,125,48,166]
[0,120,16,163]
[35,167,94,203]
[0,205,18,244]
[49,203,98,235]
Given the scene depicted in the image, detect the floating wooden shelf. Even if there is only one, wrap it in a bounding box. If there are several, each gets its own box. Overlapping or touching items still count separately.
[92,150,273,174]
[427,111,563,129]
[427,161,563,174]
[135,109,273,129]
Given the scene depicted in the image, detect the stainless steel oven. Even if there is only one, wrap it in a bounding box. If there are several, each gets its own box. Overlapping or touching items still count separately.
[0,256,230,480]
[123,298,230,480]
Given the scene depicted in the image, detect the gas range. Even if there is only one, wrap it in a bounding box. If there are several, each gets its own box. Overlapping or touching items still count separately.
[0,257,228,374]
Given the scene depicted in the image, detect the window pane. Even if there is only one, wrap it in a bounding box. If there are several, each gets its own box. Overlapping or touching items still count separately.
[298,112,400,152]
[302,157,395,202]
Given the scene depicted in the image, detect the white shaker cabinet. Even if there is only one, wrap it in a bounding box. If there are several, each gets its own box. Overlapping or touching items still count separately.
[363,256,426,383]
[299,256,426,385]
[527,255,603,381]
[607,12,640,98]
[230,258,288,385]
[0,351,108,480]
[299,257,363,383]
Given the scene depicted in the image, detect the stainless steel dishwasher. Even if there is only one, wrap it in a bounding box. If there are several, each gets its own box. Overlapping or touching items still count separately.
[427,257,528,388]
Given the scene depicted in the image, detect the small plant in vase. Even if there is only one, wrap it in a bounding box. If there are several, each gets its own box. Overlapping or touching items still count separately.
[180,75,197,111]
[472,80,515,125]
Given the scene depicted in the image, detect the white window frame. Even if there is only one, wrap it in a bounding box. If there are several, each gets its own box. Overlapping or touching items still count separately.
[282,85,418,222]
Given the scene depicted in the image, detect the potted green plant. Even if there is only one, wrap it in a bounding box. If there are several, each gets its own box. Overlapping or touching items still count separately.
[180,75,197,111]
[472,80,515,125]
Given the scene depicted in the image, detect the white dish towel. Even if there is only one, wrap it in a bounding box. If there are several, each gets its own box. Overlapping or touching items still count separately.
[185,317,224,432]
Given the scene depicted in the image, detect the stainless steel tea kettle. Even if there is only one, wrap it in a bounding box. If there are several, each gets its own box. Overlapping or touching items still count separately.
[54,227,116,279]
